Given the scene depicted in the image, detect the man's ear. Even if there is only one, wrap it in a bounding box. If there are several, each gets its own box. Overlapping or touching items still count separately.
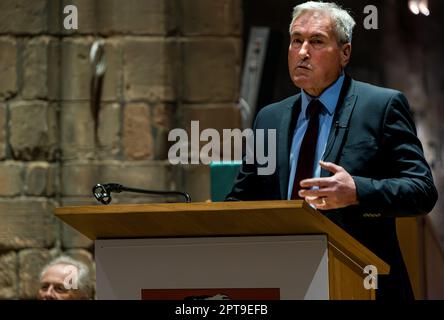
[341,43,352,67]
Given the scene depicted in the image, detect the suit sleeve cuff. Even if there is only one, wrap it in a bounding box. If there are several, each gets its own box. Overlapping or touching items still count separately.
[352,176,382,216]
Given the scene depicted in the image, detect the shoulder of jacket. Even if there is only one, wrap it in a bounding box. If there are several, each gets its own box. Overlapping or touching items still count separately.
[352,79,403,99]
[257,94,300,118]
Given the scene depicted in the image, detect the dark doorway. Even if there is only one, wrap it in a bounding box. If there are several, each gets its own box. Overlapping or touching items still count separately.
[242,0,296,108]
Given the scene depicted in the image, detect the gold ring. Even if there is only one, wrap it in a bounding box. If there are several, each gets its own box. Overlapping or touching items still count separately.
[322,198,327,205]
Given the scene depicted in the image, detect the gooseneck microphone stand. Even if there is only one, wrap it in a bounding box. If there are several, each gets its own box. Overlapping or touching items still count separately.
[92,183,191,205]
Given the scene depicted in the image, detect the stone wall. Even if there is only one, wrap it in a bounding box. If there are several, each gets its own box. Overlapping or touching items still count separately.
[0,0,242,299]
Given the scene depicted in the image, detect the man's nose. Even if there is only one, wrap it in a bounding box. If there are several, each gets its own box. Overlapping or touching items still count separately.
[298,40,310,59]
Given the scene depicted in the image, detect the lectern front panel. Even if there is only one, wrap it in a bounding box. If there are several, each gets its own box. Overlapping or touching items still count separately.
[95,235,328,300]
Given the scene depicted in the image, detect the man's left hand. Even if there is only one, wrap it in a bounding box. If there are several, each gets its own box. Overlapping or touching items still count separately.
[298,160,359,210]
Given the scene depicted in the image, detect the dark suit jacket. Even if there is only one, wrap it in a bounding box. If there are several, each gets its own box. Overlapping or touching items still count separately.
[226,75,438,300]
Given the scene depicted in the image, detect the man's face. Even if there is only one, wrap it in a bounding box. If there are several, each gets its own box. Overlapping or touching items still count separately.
[288,10,351,96]
[37,264,83,300]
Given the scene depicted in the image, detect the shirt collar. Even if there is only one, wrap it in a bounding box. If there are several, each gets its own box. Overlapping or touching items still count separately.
[300,73,345,119]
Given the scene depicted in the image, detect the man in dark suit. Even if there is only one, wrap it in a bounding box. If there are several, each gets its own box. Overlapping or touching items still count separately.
[226,2,437,300]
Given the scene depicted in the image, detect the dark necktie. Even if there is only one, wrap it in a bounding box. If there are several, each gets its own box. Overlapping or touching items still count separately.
[291,99,322,200]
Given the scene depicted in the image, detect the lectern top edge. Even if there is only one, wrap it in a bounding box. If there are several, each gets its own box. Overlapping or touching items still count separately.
[55,200,306,215]
[54,200,390,275]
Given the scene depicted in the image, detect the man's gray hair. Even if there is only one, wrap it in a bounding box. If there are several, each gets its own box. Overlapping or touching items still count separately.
[289,1,356,44]
[40,255,94,298]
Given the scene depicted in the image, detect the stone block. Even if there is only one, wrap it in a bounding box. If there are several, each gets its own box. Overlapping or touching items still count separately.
[61,161,178,197]
[109,194,177,204]
[97,0,176,35]
[0,251,17,299]
[47,164,58,196]
[177,103,242,162]
[22,37,60,100]
[123,103,153,160]
[178,104,242,132]
[0,104,6,159]
[102,40,122,102]
[25,162,57,196]
[153,104,174,160]
[100,162,181,203]
[61,38,92,101]
[9,101,58,161]
[183,38,240,102]
[0,0,47,34]
[0,161,23,196]
[0,200,57,250]
[61,163,100,197]
[18,249,52,300]
[61,102,95,160]
[47,0,62,35]
[181,0,241,36]
[98,103,121,159]
[100,161,176,191]
[0,38,17,101]
[61,197,97,207]
[123,38,177,101]
[60,198,97,248]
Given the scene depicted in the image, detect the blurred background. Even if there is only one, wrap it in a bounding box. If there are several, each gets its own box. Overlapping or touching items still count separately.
[0,0,442,299]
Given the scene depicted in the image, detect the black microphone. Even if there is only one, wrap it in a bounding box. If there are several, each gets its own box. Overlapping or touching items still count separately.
[92,183,191,205]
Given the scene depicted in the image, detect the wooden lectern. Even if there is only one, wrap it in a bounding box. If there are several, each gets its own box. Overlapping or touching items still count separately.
[55,200,389,300]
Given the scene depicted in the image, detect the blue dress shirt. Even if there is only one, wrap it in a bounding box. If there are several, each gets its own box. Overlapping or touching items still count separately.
[287,73,345,199]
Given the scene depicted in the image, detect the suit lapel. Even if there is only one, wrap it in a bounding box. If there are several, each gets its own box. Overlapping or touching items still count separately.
[321,76,357,177]
[278,95,301,199]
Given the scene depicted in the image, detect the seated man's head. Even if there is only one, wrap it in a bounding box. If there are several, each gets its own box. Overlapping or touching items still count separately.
[37,256,94,300]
